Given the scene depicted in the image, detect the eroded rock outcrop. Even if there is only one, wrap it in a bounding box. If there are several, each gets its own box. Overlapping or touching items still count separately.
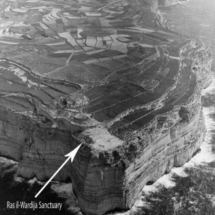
[0,0,212,214]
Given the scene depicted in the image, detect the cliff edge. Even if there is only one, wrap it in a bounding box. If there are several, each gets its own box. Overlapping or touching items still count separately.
[0,0,212,214]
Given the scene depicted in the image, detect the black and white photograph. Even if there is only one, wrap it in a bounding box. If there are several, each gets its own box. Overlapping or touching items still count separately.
[0,0,214,215]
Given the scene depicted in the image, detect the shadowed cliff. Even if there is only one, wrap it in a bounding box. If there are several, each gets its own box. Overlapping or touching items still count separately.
[0,0,212,214]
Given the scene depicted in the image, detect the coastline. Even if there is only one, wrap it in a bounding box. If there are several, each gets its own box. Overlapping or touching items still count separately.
[0,0,213,215]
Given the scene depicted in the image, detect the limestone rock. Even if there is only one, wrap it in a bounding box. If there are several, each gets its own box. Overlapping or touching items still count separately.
[0,0,212,215]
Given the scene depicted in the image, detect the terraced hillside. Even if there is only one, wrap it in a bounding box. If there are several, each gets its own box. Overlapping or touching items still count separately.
[0,0,212,214]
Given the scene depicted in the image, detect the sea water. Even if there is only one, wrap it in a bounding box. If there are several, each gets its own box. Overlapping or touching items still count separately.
[128,1,215,214]
[118,1,215,214]
[1,0,215,215]
[0,157,73,215]
[160,0,215,67]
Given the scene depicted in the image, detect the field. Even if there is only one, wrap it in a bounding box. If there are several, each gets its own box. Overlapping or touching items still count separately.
[0,0,203,134]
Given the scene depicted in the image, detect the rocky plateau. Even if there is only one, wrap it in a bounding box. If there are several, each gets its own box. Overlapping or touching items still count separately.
[0,0,212,214]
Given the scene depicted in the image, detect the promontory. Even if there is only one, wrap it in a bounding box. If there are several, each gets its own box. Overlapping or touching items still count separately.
[0,0,212,214]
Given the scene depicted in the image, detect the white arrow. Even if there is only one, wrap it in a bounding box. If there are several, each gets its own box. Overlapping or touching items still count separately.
[35,143,82,198]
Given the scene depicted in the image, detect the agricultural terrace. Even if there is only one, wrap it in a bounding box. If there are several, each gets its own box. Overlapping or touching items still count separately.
[0,0,207,137]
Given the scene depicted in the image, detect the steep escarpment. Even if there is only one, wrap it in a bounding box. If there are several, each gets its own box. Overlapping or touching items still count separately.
[0,0,212,215]
[0,106,78,181]
[69,40,212,215]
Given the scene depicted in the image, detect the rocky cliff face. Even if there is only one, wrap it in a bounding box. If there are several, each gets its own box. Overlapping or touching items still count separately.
[0,0,212,215]
[69,40,212,215]
[0,106,76,181]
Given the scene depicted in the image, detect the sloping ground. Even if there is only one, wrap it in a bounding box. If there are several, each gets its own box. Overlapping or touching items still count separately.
[0,0,212,214]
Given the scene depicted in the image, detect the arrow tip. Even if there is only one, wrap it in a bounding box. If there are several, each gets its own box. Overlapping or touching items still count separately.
[65,143,83,163]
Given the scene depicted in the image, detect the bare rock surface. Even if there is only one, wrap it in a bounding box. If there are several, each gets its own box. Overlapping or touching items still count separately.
[0,0,212,214]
